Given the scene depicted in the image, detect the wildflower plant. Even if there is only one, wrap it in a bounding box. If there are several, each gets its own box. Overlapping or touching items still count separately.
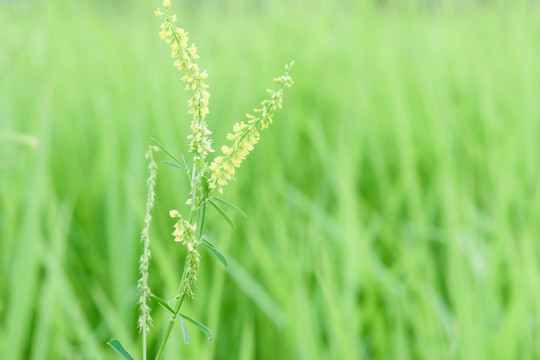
[108,1,294,359]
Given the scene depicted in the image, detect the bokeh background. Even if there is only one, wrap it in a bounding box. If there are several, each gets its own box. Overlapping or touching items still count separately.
[2,0,540,359]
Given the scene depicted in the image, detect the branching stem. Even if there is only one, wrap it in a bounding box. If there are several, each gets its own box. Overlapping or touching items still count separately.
[154,163,205,360]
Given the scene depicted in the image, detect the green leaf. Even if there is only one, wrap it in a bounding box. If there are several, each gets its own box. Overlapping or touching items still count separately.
[199,203,206,239]
[201,235,214,247]
[182,154,191,170]
[162,161,187,172]
[202,241,228,267]
[179,316,190,344]
[150,138,183,166]
[211,197,247,218]
[209,199,236,229]
[150,294,175,314]
[201,176,210,194]
[150,295,201,344]
[180,314,213,341]
[107,339,135,360]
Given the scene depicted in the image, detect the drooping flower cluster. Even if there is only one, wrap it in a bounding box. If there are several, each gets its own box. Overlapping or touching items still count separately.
[137,146,160,334]
[208,62,295,193]
[156,1,213,164]
[169,210,200,298]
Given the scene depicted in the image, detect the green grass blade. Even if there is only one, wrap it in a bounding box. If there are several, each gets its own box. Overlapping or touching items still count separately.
[208,199,236,230]
[150,138,183,166]
[199,203,206,239]
[161,161,187,172]
[201,235,214,247]
[179,316,190,344]
[182,154,190,170]
[179,314,213,341]
[210,197,247,218]
[201,176,210,194]
[202,241,228,267]
[107,339,135,360]
[227,257,286,327]
[150,294,175,314]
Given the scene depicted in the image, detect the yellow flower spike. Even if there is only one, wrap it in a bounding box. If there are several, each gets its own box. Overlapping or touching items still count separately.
[157,4,214,163]
[208,63,294,193]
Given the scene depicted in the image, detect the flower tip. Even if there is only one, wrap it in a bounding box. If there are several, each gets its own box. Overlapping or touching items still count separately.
[286,60,295,70]
[163,0,171,9]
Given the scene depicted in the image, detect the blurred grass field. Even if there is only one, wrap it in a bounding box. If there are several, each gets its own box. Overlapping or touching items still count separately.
[2,0,540,359]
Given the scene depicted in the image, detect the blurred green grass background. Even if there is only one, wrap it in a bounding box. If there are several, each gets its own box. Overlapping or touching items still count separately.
[2,0,540,359]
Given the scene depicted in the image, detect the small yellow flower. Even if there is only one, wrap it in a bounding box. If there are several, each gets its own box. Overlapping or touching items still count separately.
[163,0,171,9]
[170,215,197,244]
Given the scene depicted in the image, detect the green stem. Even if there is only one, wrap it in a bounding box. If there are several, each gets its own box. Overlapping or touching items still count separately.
[154,292,187,360]
[142,330,147,360]
[154,163,203,360]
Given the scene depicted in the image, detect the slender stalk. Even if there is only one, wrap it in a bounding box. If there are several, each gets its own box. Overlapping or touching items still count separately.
[154,293,187,360]
[154,165,203,360]
[142,332,147,360]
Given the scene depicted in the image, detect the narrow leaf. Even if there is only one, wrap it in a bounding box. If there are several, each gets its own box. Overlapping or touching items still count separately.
[180,314,213,341]
[227,258,286,327]
[211,197,247,218]
[179,316,190,344]
[150,294,175,314]
[199,203,206,239]
[182,154,191,170]
[201,176,210,194]
[150,138,183,166]
[201,235,214,247]
[107,339,135,360]
[209,199,236,229]
[203,242,228,267]
[162,161,187,172]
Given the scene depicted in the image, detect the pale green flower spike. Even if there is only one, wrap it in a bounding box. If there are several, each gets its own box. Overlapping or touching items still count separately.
[156,3,213,164]
[208,61,295,193]
[137,146,160,335]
